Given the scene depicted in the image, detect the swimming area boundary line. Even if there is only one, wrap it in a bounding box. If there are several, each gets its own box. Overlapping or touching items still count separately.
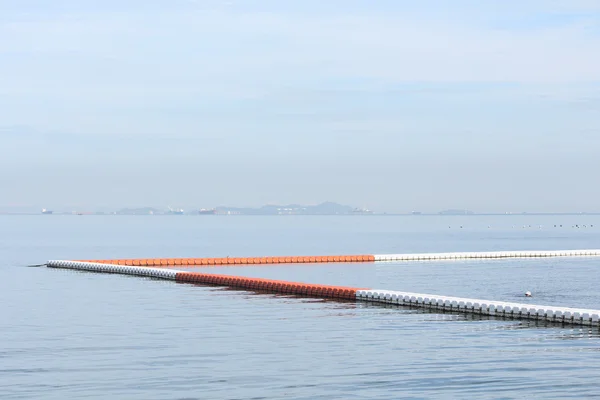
[47,259,600,328]
[74,249,600,267]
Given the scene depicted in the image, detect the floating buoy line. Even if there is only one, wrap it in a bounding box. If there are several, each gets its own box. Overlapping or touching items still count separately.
[68,249,600,267]
[40,249,600,328]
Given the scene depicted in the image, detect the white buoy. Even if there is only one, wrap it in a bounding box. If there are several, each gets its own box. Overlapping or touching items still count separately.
[525,291,532,297]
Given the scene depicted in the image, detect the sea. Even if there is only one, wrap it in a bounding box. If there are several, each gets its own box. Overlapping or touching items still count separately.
[2,214,600,399]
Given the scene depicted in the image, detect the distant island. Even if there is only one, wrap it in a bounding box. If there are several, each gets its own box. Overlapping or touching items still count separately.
[215,202,373,216]
[2,205,598,216]
[110,202,373,216]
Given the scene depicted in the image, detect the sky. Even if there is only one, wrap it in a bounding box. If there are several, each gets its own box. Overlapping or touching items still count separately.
[0,0,599,213]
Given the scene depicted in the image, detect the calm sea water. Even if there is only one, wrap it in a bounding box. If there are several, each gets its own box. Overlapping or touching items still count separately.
[2,214,600,399]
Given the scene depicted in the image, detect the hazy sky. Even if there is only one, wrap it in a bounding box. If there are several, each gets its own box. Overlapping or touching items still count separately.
[1,0,599,213]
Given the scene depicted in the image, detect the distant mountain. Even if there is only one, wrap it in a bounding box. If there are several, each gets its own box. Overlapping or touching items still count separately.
[217,202,355,215]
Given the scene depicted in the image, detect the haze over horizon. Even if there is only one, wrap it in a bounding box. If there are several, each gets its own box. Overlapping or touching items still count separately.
[1,0,599,213]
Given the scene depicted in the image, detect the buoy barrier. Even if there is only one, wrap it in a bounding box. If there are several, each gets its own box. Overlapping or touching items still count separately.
[47,260,178,280]
[46,260,362,300]
[46,260,600,327]
[74,255,376,267]
[174,272,359,300]
[75,249,600,267]
[357,289,600,327]
[373,249,600,261]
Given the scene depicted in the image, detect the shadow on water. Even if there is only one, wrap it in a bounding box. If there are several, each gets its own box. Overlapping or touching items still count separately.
[356,301,600,338]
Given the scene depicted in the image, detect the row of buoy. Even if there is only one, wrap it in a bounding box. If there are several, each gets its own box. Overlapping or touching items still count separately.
[47,260,361,300]
[374,249,600,261]
[177,273,359,300]
[75,249,600,267]
[45,260,600,327]
[357,290,600,326]
[77,255,375,266]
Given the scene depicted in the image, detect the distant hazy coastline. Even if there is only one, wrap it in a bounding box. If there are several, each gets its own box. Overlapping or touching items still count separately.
[0,202,598,216]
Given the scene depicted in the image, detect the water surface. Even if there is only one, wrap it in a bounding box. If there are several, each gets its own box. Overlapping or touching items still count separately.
[2,215,600,399]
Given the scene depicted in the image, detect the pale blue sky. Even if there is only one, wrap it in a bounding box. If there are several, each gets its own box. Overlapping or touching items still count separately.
[1,0,599,213]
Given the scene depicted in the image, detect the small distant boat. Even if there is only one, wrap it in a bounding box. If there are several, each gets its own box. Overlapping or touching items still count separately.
[167,206,184,215]
[41,208,53,215]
